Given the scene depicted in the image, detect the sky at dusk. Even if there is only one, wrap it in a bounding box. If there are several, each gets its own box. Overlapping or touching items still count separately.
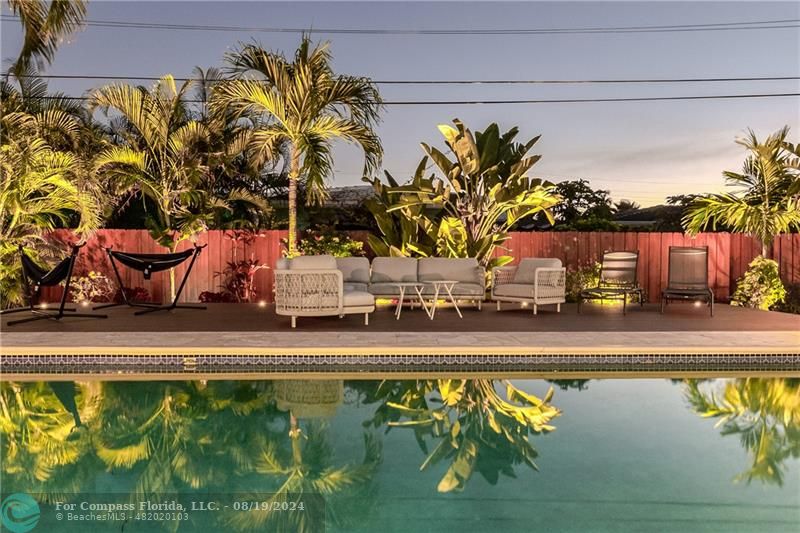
[2,1,799,206]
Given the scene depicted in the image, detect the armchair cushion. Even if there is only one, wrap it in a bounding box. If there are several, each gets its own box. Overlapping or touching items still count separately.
[370,257,418,283]
[513,258,562,284]
[493,283,535,299]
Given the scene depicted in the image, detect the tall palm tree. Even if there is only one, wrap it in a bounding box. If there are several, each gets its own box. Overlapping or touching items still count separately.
[7,0,87,75]
[213,37,383,254]
[683,127,800,257]
[91,75,268,298]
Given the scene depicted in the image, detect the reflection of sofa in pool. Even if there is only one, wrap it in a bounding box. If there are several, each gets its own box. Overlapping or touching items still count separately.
[274,380,343,419]
[273,255,567,326]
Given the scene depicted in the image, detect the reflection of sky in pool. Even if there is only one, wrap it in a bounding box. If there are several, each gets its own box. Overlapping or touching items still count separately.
[1,378,798,532]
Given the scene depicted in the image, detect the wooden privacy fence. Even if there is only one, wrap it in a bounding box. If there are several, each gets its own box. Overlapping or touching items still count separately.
[42,229,800,304]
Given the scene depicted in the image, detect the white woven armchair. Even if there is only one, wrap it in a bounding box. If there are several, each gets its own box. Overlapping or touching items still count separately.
[274,255,375,328]
[491,258,566,314]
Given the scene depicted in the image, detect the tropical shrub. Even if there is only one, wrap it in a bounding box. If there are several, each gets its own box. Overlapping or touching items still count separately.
[365,119,559,268]
[565,262,601,303]
[776,283,800,314]
[286,228,366,258]
[69,271,115,303]
[730,256,786,310]
[0,87,100,307]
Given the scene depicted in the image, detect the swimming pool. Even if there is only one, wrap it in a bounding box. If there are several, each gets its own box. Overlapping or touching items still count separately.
[1,378,797,532]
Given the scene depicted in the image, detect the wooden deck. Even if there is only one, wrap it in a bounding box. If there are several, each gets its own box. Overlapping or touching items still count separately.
[2,303,799,379]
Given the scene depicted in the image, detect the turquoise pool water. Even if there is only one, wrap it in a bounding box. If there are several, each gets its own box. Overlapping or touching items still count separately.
[1,378,798,532]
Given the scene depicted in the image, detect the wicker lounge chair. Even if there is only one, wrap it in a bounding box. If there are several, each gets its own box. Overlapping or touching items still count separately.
[661,246,714,316]
[491,258,566,314]
[578,251,644,315]
[1,243,107,326]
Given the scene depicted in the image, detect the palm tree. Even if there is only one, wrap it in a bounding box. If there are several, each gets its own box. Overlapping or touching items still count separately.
[7,0,87,75]
[91,75,268,299]
[683,127,800,257]
[213,37,383,255]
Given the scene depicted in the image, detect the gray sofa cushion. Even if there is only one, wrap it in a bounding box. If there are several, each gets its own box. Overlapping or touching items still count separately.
[336,257,371,284]
[275,258,290,270]
[493,283,535,298]
[418,257,483,285]
[513,258,562,284]
[343,290,375,308]
[344,282,368,293]
[289,255,337,270]
[421,282,485,296]
[368,282,405,296]
[370,257,418,283]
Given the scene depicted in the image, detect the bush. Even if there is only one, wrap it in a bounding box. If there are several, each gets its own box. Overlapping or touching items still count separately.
[69,271,115,303]
[285,227,365,258]
[565,262,601,303]
[730,256,786,310]
[776,283,800,314]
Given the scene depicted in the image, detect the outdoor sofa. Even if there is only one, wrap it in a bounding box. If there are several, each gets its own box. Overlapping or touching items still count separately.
[274,255,376,328]
[491,258,567,314]
[368,257,486,309]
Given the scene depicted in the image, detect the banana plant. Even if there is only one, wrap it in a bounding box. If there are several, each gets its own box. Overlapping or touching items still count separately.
[365,120,559,268]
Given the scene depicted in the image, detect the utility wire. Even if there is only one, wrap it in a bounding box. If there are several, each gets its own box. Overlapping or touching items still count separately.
[2,15,799,35]
[27,93,800,104]
[9,73,800,85]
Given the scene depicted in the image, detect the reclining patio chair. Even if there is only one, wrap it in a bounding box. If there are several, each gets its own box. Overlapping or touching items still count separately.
[0,243,107,326]
[578,251,644,315]
[661,246,714,316]
[94,244,207,315]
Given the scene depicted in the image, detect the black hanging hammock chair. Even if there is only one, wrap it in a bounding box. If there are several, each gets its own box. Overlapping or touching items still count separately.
[1,243,107,326]
[94,243,207,315]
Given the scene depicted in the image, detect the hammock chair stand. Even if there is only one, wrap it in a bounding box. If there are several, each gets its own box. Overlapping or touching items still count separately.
[1,243,108,326]
[94,244,207,315]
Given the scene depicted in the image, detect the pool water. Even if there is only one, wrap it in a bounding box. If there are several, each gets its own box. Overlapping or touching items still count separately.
[1,378,798,532]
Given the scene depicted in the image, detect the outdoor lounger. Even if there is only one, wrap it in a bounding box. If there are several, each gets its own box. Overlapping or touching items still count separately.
[661,246,714,316]
[94,243,207,315]
[0,243,107,326]
[578,251,644,315]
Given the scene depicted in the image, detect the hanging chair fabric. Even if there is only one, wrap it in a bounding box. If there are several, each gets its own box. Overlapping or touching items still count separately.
[21,250,73,286]
[108,249,195,280]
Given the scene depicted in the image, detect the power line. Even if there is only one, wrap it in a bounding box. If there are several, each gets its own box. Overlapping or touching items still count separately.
[2,15,799,35]
[26,92,800,104]
[9,73,800,85]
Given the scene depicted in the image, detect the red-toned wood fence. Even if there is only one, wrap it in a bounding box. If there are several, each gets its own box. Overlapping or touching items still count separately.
[41,230,800,304]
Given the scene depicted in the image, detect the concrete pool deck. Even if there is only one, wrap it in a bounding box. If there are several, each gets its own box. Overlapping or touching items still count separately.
[2,303,799,378]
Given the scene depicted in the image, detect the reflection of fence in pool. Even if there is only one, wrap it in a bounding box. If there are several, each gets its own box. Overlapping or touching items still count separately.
[42,229,800,304]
